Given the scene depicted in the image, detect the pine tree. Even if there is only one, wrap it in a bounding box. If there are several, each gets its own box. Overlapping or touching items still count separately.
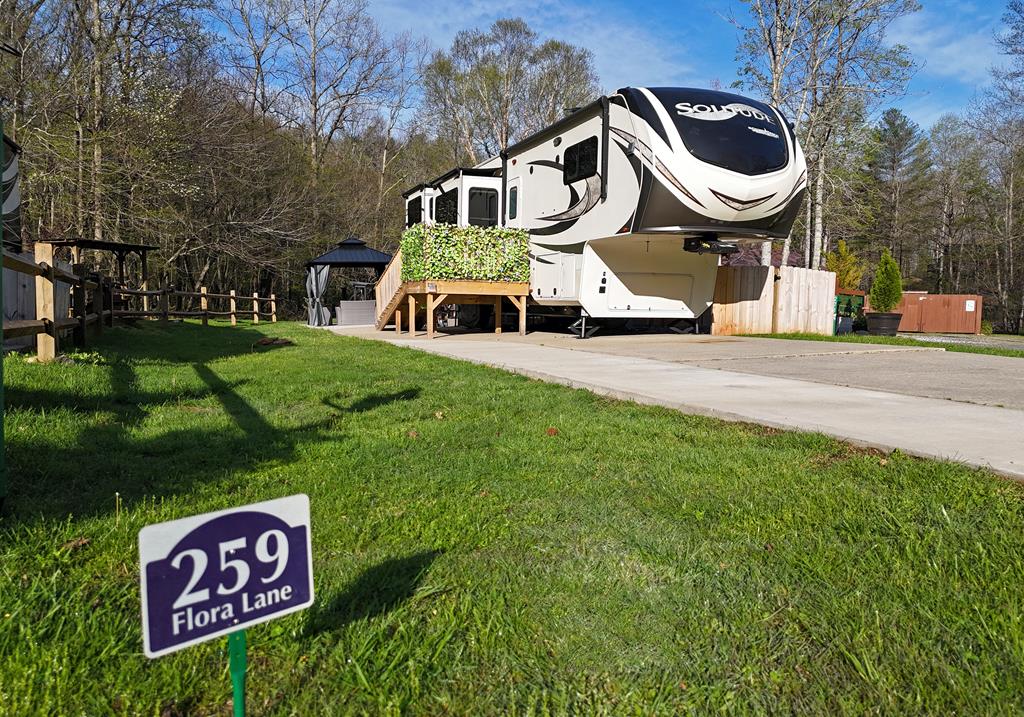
[825,240,865,291]
[869,249,903,313]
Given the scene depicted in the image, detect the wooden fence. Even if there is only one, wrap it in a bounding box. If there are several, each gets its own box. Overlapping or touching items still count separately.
[713,265,836,336]
[889,293,983,334]
[2,244,276,362]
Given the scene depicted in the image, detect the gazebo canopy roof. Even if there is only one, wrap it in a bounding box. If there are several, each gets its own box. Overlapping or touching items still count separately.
[307,237,391,268]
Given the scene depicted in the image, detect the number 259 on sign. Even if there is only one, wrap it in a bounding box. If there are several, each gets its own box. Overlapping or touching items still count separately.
[139,494,314,658]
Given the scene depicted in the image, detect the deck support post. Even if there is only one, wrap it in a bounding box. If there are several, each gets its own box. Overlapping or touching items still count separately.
[426,294,435,339]
[494,296,502,335]
[408,294,416,335]
[395,308,402,335]
[509,295,527,335]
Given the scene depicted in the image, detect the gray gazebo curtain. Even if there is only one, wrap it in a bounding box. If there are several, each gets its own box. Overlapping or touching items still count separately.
[305,265,331,326]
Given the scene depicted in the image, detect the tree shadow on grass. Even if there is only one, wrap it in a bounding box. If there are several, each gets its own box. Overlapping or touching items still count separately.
[323,388,421,414]
[96,321,296,365]
[3,323,422,523]
[304,551,441,636]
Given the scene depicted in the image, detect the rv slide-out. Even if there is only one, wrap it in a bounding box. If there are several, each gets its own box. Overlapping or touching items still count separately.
[401,87,806,326]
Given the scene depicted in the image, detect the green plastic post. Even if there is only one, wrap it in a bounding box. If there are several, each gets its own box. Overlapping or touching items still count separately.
[228,630,247,717]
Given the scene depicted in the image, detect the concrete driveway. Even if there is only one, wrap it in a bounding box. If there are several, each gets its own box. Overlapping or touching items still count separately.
[495,333,1024,410]
[327,327,1024,479]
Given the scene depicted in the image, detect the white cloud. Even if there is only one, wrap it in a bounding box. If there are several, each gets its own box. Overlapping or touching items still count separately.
[888,9,1002,88]
[894,93,969,129]
[369,0,705,91]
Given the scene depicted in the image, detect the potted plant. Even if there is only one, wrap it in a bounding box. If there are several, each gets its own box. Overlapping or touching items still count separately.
[826,240,865,335]
[866,249,903,335]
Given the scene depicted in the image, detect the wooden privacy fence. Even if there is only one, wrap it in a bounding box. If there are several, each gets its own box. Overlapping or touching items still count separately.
[713,265,836,336]
[888,293,983,334]
[3,244,276,362]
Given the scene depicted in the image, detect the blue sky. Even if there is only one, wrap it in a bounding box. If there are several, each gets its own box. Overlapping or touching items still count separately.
[370,0,1007,130]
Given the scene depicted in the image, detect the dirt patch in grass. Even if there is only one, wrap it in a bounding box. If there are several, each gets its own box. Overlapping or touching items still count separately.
[808,442,888,468]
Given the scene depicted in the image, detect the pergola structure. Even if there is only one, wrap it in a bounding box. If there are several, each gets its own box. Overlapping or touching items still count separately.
[305,237,392,326]
[39,238,157,289]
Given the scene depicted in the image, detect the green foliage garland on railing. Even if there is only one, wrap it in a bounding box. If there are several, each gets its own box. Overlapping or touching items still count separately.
[400,224,530,283]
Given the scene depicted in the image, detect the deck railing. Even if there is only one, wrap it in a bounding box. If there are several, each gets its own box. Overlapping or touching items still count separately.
[374,249,402,324]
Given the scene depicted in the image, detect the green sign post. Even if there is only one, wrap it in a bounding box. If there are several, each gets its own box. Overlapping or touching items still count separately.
[228,630,247,717]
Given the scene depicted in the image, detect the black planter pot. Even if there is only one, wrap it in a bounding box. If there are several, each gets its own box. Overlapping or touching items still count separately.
[866,312,902,336]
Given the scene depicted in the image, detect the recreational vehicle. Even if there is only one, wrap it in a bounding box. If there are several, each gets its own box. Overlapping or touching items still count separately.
[403,87,807,334]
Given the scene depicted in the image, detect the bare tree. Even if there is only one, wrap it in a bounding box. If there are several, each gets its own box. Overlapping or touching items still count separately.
[422,18,599,162]
[280,0,396,179]
[736,0,917,268]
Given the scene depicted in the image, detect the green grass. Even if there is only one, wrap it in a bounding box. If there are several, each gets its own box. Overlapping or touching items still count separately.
[752,332,1024,359]
[3,321,1024,715]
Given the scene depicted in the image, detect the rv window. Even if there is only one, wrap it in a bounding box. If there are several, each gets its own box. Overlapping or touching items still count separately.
[563,136,598,185]
[435,188,458,224]
[468,188,499,227]
[406,196,422,227]
[508,187,518,220]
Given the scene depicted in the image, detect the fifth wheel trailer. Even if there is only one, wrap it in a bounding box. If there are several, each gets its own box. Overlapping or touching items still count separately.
[402,87,807,333]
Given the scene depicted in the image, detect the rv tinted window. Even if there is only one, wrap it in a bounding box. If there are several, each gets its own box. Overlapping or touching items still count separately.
[508,187,518,220]
[648,88,788,175]
[468,188,499,227]
[406,196,422,227]
[563,136,598,185]
[435,188,458,224]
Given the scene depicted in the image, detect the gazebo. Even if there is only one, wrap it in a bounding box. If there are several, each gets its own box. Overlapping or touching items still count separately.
[305,236,392,326]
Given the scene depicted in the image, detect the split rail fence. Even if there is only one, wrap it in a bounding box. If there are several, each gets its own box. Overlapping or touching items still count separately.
[3,244,276,362]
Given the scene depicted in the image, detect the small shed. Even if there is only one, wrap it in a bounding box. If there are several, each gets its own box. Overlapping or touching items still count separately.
[306,237,392,326]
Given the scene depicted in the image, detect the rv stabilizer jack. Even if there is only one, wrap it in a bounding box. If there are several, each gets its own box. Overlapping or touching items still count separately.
[684,236,740,255]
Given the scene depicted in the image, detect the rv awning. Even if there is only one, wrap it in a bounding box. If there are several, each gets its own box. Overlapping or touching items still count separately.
[306,237,392,268]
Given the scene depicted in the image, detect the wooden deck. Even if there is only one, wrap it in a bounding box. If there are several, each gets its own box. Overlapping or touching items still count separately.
[374,252,529,337]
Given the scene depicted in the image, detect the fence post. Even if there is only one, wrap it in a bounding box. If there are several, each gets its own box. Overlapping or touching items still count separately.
[72,263,87,348]
[34,242,57,361]
[252,293,259,324]
[160,286,170,321]
[141,258,150,313]
[230,290,237,326]
[270,294,277,323]
[94,273,105,335]
[201,286,209,326]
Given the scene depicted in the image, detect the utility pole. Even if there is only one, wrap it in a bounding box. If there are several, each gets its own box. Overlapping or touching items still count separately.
[1,40,24,511]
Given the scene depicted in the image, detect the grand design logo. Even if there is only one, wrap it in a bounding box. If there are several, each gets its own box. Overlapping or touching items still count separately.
[675,102,775,124]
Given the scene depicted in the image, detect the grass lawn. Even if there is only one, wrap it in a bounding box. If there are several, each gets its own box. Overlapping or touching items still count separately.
[3,321,1024,715]
[752,331,1024,359]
